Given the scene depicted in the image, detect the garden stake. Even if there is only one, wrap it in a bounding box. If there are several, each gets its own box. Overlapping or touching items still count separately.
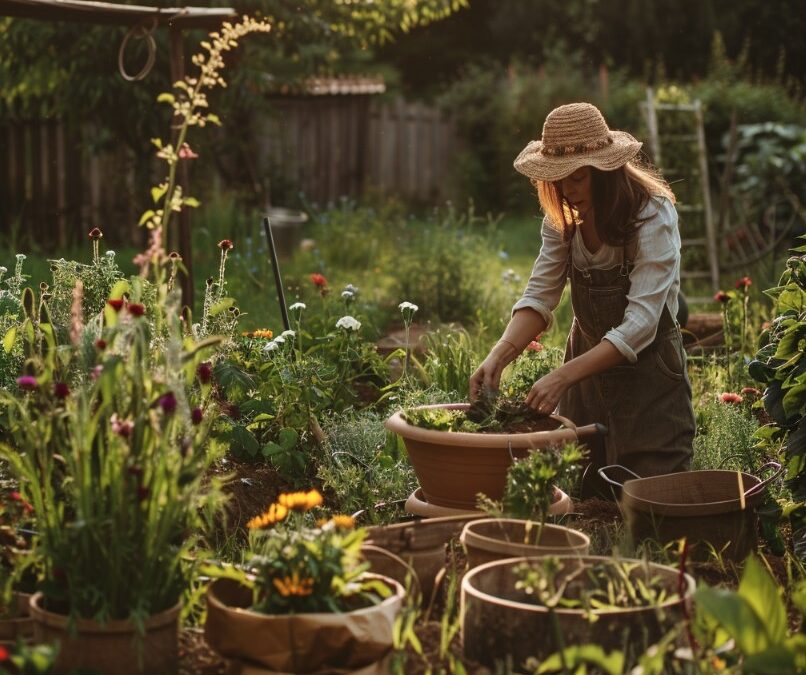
[263,216,290,332]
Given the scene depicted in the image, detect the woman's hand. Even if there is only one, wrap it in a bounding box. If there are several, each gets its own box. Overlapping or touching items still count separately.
[525,368,571,414]
[469,342,517,400]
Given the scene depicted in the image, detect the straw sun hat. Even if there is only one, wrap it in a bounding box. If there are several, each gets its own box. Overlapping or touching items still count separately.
[514,102,643,182]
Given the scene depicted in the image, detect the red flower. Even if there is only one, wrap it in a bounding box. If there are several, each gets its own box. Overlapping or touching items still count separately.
[127,303,146,318]
[53,382,70,398]
[719,392,743,404]
[197,362,213,384]
[95,339,107,350]
[10,491,22,502]
[107,298,124,312]
[88,228,104,240]
[158,392,177,415]
[136,485,150,502]
[310,273,327,288]
[713,291,730,303]
[178,143,199,159]
[191,407,203,425]
[111,415,134,438]
[526,340,543,352]
[0,644,8,661]
[735,276,752,290]
[218,239,234,251]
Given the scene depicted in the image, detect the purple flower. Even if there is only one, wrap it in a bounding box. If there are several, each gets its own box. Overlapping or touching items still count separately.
[191,407,203,425]
[158,392,177,415]
[16,376,37,391]
[54,382,70,398]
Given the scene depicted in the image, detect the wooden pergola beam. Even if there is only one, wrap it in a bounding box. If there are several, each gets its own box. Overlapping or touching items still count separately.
[0,0,236,28]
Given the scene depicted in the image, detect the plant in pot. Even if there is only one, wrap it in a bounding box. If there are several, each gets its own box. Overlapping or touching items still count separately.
[204,489,404,673]
[0,490,36,646]
[0,276,225,675]
[462,554,695,670]
[462,442,591,568]
[386,388,606,516]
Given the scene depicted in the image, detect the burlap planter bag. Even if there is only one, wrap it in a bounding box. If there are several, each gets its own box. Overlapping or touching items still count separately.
[385,403,605,510]
[204,575,404,674]
[28,594,180,675]
[461,555,695,669]
[599,462,783,561]
[460,519,590,569]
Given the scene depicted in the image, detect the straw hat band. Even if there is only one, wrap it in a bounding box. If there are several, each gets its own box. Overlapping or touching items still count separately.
[541,136,614,157]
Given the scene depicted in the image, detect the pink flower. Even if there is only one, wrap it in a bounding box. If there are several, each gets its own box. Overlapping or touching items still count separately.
[735,276,752,290]
[714,291,730,303]
[16,376,37,391]
[178,143,198,159]
[91,365,104,380]
[111,414,134,438]
[719,392,743,404]
[526,340,543,352]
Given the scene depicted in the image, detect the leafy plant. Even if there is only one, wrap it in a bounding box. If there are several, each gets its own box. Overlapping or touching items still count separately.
[749,236,806,558]
[229,490,389,615]
[694,554,806,673]
[401,394,553,433]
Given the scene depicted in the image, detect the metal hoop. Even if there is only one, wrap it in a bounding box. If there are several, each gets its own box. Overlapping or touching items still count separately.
[118,19,158,82]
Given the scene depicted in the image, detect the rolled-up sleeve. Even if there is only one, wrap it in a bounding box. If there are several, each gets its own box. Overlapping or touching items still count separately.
[603,198,680,363]
[511,216,570,330]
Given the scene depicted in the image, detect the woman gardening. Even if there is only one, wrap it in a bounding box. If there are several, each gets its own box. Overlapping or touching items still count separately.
[470,103,695,491]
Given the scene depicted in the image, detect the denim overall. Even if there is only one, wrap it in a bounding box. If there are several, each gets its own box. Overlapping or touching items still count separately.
[558,243,695,489]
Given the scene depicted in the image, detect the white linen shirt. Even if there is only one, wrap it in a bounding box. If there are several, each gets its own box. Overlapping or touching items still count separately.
[511,196,681,363]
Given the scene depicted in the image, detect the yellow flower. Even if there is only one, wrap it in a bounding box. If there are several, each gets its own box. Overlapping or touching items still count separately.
[242,328,273,339]
[246,502,288,529]
[278,489,323,512]
[329,515,355,530]
[273,572,314,597]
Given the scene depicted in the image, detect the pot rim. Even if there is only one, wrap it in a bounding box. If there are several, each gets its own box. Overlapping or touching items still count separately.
[622,470,766,515]
[28,593,181,634]
[461,519,590,555]
[461,554,695,616]
[206,573,404,621]
[385,403,578,448]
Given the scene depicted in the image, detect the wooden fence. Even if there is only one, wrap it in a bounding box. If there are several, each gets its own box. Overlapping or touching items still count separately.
[0,97,458,248]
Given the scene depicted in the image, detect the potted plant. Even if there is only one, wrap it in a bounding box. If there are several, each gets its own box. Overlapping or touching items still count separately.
[385,392,606,511]
[462,554,695,669]
[204,489,404,673]
[0,274,225,675]
[461,442,590,569]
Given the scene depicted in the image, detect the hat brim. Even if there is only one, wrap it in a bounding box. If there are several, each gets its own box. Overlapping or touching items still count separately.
[514,130,643,182]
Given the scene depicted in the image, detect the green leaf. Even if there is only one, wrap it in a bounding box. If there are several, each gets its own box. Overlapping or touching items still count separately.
[742,646,799,674]
[261,441,282,458]
[150,137,163,149]
[783,383,806,418]
[151,185,167,204]
[277,427,299,451]
[209,298,235,316]
[228,425,260,458]
[537,644,624,674]
[3,326,16,353]
[206,113,222,126]
[738,554,788,646]
[695,586,770,654]
[157,92,175,104]
[183,196,200,208]
[138,209,156,226]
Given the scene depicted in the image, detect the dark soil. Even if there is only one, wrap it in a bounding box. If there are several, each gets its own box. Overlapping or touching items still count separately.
[488,414,561,434]
[179,629,226,675]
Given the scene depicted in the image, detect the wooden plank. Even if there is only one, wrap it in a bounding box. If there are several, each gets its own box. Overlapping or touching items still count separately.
[56,119,68,247]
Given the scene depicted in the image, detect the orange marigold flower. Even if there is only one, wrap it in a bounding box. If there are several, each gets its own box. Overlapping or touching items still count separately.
[247,503,288,529]
[719,392,743,404]
[329,514,355,530]
[273,572,314,597]
[278,489,323,512]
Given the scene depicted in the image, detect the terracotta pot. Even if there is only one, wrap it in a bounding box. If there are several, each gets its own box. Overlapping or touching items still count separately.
[460,519,590,569]
[404,486,572,519]
[0,592,33,646]
[461,555,695,668]
[205,575,403,673]
[363,514,482,602]
[385,404,604,509]
[29,594,180,675]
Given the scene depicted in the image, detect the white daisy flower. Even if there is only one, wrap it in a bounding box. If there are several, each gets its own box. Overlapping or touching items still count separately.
[336,315,361,332]
[289,302,306,312]
[341,290,354,299]
[398,301,419,313]
[273,335,286,344]
[281,330,296,339]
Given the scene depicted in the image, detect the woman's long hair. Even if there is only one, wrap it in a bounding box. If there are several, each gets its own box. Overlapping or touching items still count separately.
[533,158,675,245]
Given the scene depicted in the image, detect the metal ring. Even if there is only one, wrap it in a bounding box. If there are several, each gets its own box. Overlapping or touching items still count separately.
[118,19,158,82]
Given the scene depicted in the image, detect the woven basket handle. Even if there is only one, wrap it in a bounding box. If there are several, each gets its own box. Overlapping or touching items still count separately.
[597,464,642,488]
[743,461,783,499]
